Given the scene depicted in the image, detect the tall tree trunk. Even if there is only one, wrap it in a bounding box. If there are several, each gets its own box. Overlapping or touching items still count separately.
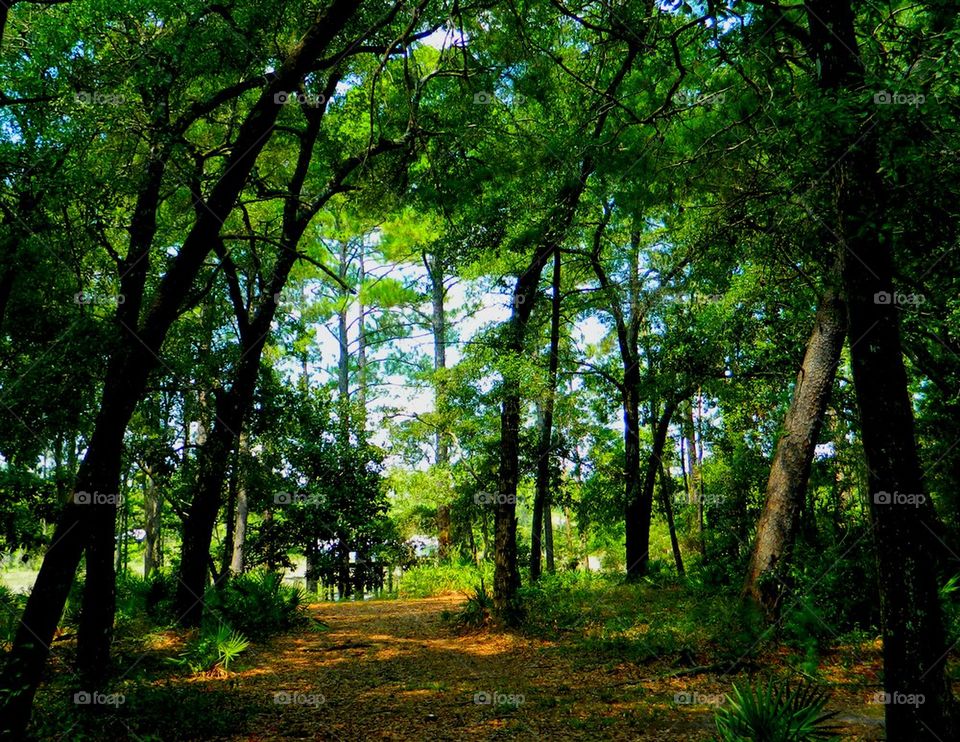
[630,402,676,577]
[744,289,845,612]
[493,44,638,618]
[428,252,453,559]
[221,446,239,577]
[356,247,368,428]
[2,14,363,723]
[659,450,684,577]
[229,448,248,576]
[803,1,958,736]
[684,398,706,554]
[544,499,555,573]
[623,377,645,578]
[531,249,562,581]
[176,363,258,623]
[143,470,160,579]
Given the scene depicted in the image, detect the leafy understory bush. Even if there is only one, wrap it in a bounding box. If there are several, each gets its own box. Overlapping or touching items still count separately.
[713,680,837,741]
[397,562,492,598]
[453,582,493,630]
[204,570,306,639]
[0,584,28,647]
[171,624,250,675]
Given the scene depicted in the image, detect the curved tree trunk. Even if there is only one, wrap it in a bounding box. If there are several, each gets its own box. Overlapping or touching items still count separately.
[744,289,845,613]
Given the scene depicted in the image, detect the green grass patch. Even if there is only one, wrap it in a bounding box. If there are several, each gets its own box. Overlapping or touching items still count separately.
[396,562,493,598]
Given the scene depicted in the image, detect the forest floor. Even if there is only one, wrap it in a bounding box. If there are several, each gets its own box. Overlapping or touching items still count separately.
[222,595,888,741]
[27,593,897,741]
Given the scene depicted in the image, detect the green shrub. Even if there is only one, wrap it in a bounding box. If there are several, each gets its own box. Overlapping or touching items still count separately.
[203,570,306,638]
[397,562,492,598]
[940,573,960,646]
[713,680,837,741]
[780,531,879,650]
[453,581,494,629]
[517,571,619,635]
[0,584,27,647]
[171,623,250,675]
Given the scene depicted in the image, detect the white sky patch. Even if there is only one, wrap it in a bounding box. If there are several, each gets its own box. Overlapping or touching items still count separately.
[814,442,835,460]
[418,25,469,50]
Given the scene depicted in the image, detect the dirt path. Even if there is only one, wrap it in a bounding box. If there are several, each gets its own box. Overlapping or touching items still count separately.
[202,596,884,741]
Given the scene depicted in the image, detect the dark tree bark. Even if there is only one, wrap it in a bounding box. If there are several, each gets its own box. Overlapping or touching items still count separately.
[531,249,562,581]
[631,402,676,577]
[802,1,958,736]
[659,448,684,577]
[494,265,541,621]
[744,289,845,613]
[589,223,646,578]
[492,41,639,618]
